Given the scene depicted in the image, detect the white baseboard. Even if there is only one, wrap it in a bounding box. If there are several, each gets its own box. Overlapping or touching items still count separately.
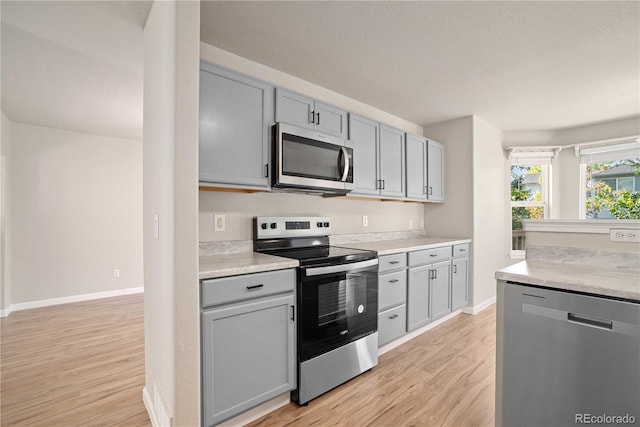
[379,309,462,356]
[0,306,12,318]
[3,287,143,316]
[462,296,496,315]
[143,386,159,427]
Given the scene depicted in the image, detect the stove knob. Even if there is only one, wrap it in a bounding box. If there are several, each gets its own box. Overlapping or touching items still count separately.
[317,222,323,228]
[270,223,277,229]
[324,222,330,228]
[261,223,268,230]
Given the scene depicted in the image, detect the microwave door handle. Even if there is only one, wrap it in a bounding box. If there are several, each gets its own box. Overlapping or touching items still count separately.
[339,146,350,182]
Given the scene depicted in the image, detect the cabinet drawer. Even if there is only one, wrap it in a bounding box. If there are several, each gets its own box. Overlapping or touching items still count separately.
[453,243,470,257]
[378,270,407,311]
[378,253,407,273]
[408,246,451,267]
[378,305,406,347]
[201,269,295,308]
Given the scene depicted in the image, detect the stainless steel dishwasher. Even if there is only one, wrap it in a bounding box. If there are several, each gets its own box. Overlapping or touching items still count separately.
[496,281,640,427]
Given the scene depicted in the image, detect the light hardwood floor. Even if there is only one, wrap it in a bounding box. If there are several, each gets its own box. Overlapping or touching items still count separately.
[1,294,150,427]
[247,306,496,427]
[1,295,495,427]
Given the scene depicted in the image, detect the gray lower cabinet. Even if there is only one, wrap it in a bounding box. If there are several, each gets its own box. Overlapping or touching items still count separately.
[275,88,347,138]
[201,270,295,426]
[427,140,444,201]
[451,256,469,310]
[407,264,431,331]
[199,63,273,189]
[377,253,407,347]
[430,260,452,320]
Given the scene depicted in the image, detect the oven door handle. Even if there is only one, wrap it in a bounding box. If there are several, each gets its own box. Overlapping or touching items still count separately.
[304,258,378,277]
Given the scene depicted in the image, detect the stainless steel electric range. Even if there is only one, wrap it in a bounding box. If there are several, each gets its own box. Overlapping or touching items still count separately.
[254,216,379,405]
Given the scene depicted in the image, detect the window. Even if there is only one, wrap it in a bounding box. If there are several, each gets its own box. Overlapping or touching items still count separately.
[579,140,640,220]
[510,164,549,255]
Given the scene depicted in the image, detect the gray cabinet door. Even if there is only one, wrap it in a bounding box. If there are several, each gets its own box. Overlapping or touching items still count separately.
[379,125,405,198]
[275,88,314,130]
[430,260,451,320]
[315,101,347,138]
[427,140,444,201]
[451,257,468,310]
[202,294,295,427]
[349,113,380,196]
[199,64,272,189]
[405,134,427,200]
[407,265,431,331]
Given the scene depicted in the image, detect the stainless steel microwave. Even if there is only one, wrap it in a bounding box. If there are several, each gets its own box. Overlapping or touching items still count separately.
[273,123,354,194]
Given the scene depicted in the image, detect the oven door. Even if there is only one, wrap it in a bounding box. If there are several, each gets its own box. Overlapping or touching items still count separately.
[275,123,354,192]
[298,259,378,362]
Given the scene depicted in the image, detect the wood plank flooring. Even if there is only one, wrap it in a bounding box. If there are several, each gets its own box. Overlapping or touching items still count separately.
[247,305,496,427]
[1,294,495,427]
[0,294,150,427]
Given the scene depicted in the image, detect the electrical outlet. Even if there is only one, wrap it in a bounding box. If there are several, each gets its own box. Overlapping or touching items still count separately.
[610,228,640,243]
[214,214,226,232]
[113,269,120,278]
[362,215,368,227]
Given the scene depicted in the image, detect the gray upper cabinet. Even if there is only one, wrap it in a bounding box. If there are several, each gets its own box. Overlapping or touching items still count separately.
[379,125,406,198]
[275,88,347,138]
[199,63,272,189]
[427,139,444,201]
[350,115,405,199]
[349,114,380,196]
[405,134,428,200]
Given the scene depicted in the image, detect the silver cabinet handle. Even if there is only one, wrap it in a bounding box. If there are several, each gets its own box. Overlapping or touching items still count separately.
[428,186,433,195]
[389,314,399,320]
[310,110,315,124]
[316,112,320,125]
[453,265,458,274]
[264,164,269,178]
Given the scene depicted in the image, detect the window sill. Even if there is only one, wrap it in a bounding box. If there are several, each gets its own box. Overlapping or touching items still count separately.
[510,251,526,260]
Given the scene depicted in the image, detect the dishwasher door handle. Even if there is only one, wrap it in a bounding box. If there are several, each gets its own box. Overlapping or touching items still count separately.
[568,312,613,330]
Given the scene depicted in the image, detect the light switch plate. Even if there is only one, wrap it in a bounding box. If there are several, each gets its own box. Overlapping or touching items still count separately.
[214,214,226,232]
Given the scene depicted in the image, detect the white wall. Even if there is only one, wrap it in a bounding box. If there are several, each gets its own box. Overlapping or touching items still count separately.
[8,123,142,305]
[1,112,12,314]
[422,117,474,239]
[200,192,424,242]
[143,1,200,426]
[471,116,506,306]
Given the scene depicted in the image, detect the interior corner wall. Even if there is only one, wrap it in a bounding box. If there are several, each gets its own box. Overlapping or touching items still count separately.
[1,112,12,313]
[8,123,142,305]
[471,116,506,306]
[144,1,200,426]
[422,117,474,239]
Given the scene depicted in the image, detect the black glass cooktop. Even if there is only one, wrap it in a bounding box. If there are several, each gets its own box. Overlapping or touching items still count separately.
[265,245,377,267]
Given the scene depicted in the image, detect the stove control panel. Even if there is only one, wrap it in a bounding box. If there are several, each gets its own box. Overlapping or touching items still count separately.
[254,216,331,239]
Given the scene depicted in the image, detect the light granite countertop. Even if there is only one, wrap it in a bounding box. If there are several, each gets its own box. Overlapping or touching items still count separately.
[496,260,640,301]
[199,252,299,280]
[342,237,471,255]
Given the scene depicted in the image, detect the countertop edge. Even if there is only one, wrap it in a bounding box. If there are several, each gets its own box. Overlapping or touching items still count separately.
[346,238,472,255]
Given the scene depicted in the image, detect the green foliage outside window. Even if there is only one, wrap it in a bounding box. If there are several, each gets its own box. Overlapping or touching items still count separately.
[586,160,640,220]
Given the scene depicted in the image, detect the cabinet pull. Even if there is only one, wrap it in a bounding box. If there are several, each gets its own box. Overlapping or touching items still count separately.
[291,305,295,321]
[459,248,466,252]
[430,254,437,257]
[389,314,399,320]
[264,164,269,178]
[424,186,428,194]
[453,265,458,274]
[310,110,315,124]
[389,279,399,283]
[246,284,264,291]
[316,112,320,125]
[381,179,385,189]
[389,261,400,265]
[428,186,433,195]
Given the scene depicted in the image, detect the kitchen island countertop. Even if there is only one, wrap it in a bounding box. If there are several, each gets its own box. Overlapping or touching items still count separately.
[495,260,640,301]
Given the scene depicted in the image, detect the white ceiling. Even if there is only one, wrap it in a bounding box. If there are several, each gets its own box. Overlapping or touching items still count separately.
[1,1,638,142]
[1,1,151,140]
[201,1,640,132]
